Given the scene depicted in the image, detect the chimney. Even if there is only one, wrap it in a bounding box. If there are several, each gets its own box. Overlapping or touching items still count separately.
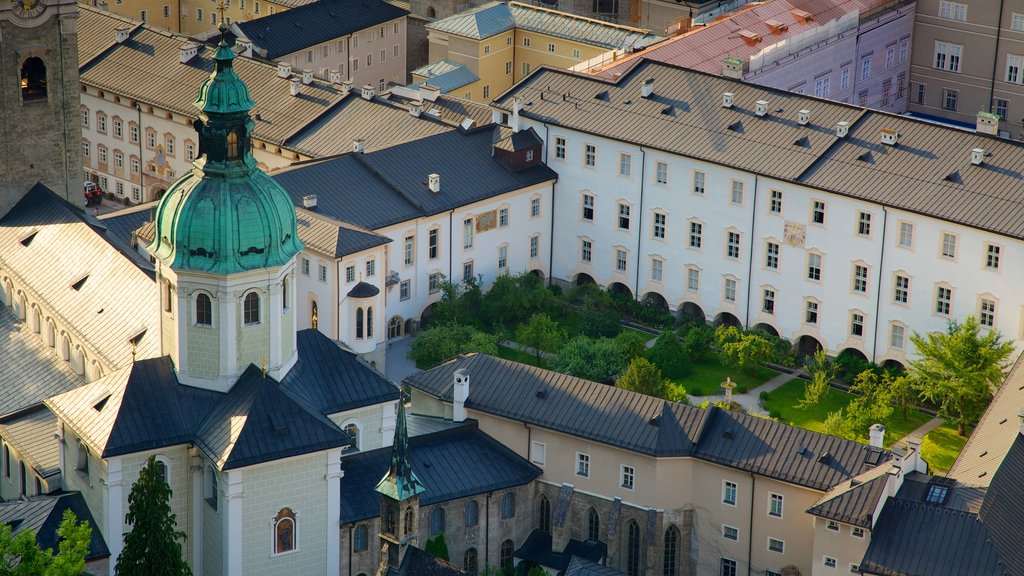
[408,102,423,117]
[329,70,342,84]
[302,69,314,85]
[179,42,199,64]
[453,368,469,422]
[722,92,734,108]
[115,25,131,44]
[420,84,441,102]
[880,128,899,146]
[755,100,769,117]
[903,435,927,474]
[721,57,744,80]
[641,77,654,98]
[972,148,985,166]
[361,84,375,100]
[289,78,301,97]
[511,97,523,133]
[797,109,810,126]
[340,80,353,96]
[277,62,292,78]
[428,173,440,193]
[98,0,108,10]
[353,139,365,154]
[869,424,885,448]
[976,111,1000,136]
[302,194,317,209]
[836,121,850,138]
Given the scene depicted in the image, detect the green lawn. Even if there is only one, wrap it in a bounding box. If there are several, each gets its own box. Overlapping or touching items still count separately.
[922,423,969,473]
[761,379,931,448]
[496,345,547,368]
[677,357,778,396]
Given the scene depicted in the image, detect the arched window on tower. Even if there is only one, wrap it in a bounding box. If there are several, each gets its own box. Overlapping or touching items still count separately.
[226,131,239,159]
[403,506,415,535]
[196,293,212,326]
[20,58,47,102]
[243,292,260,325]
[587,507,601,541]
[538,494,551,533]
[273,508,297,555]
[366,306,374,339]
[356,308,364,339]
[344,423,359,450]
[282,278,289,310]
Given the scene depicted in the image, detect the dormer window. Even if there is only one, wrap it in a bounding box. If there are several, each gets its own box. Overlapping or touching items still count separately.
[226,131,239,159]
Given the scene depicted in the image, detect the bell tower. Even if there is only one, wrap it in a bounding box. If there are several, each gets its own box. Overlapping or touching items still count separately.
[376,398,425,575]
[147,25,304,391]
[0,0,83,217]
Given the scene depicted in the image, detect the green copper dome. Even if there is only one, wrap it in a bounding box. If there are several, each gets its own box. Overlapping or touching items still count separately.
[148,32,302,274]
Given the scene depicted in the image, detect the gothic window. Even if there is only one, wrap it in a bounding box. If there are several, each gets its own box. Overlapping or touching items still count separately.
[663,525,679,576]
[196,293,212,326]
[243,292,260,325]
[356,308,364,339]
[20,58,47,101]
[227,131,239,159]
[403,506,415,535]
[353,524,368,552]
[344,423,359,450]
[501,492,515,518]
[587,508,600,541]
[464,500,479,527]
[626,519,641,576]
[154,458,168,484]
[463,548,478,574]
[273,508,297,555]
[538,494,551,533]
[500,540,514,572]
[429,507,445,536]
[382,500,398,536]
[366,306,373,338]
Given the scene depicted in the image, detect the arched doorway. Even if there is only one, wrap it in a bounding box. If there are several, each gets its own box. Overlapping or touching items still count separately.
[149,185,167,202]
[713,312,742,328]
[388,316,404,339]
[753,323,779,337]
[529,269,545,279]
[642,291,669,310]
[608,282,633,300]
[838,348,868,362]
[420,303,436,330]
[796,335,823,357]
[678,302,706,324]
[574,272,596,286]
[20,57,47,101]
[882,359,906,373]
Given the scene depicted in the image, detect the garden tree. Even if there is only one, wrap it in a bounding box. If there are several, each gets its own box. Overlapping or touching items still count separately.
[431,276,483,327]
[798,350,836,409]
[716,327,774,372]
[0,510,91,576]
[614,330,649,363]
[481,273,556,328]
[617,357,669,399]
[116,456,191,576]
[838,370,895,442]
[577,303,621,338]
[680,323,715,362]
[515,313,565,364]
[910,316,1014,435]
[886,373,917,419]
[424,533,450,562]
[646,329,691,379]
[553,337,625,383]
[527,567,548,576]
[409,324,499,368]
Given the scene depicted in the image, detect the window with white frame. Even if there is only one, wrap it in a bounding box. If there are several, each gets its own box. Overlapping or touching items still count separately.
[980,298,996,327]
[530,441,546,465]
[653,212,666,239]
[769,190,782,214]
[727,232,740,259]
[531,198,541,218]
[530,235,539,258]
[814,75,830,98]
[853,265,868,293]
[942,233,957,258]
[1009,55,1023,83]
[936,285,953,315]
[724,278,737,302]
[1014,12,1024,31]
[898,222,914,248]
[891,323,906,349]
[555,137,566,159]
[827,520,840,532]
[986,244,1001,270]
[499,208,509,227]
[841,66,850,89]
[651,258,663,282]
[894,274,910,304]
[723,525,738,541]
[463,218,473,249]
[618,204,630,230]
[812,200,826,224]
[934,42,962,72]
[498,245,508,271]
[404,236,414,266]
[824,557,837,569]
[576,453,590,477]
[687,268,699,291]
[429,228,439,259]
[765,242,779,270]
[582,194,594,221]
[805,300,819,324]
[858,212,872,236]
[769,493,783,517]
[366,260,375,277]
[400,280,410,301]
[693,171,706,195]
[943,88,959,111]
[616,249,627,272]
[762,289,775,314]
[768,538,784,553]
[808,253,822,281]
[463,261,474,283]
[851,312,865,337]
[429,273,441,294]
[689,222,703,249]
[619,153,631,177]
[620,465,635,490]
[852,527,865,538]
[938,0,966,21]
[730,181,744,204]
[723,481,737,505]
[656,161,668,184]
[886,46,895,68]
[861,56,871,79]
[721,559,737,576]
[272,508,297,555]
[584,144,596,167]
[581,240,592,263]
[323,264,332,283]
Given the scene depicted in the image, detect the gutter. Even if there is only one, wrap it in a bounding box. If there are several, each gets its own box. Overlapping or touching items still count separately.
[871,207,888,363]
[743,174,758,327]
[634,147,645,300]
[988,0,1006,116]
[545,123,556,286]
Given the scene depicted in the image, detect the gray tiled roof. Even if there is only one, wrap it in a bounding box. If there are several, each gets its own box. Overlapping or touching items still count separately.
[410,61,480,94]
[233,0,407,60]
[79,6,346,147]
[0,408,61,478]
[493,126,543,152]
[406,354,891,490]
[296,210,391,259]
[385,92,494,129]
[806,465,891,528]
[0,306,81,419]
[76,7,139,67]
[948,351,1024,486]
[95,203,160,273]
[496,60,1024,241]
[0,493,109,561]
[565,557,626,576]
[338,423,541,523]
[396,546,466,575]
[978,434,1024,575]
[0,185,160,370]
[273,129,558,229]
[427,2,662,50]
[46,329,395,470]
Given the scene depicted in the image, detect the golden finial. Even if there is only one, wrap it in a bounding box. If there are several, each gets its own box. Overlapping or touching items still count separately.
[131,341,137,364]
[312,310,318,330]
[261,356,268,379]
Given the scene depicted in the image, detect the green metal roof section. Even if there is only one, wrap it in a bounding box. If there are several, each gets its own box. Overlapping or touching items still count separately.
[375,399,425,502]
[148,28,302,274]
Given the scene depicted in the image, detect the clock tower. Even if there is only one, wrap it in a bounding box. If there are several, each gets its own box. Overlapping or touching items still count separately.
[0,0,82,218]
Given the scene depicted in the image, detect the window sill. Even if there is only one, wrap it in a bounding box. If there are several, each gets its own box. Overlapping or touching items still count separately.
[271,548,300,558]
[205,498,218,511]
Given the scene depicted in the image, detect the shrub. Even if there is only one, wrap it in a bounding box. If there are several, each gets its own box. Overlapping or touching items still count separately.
[409,323,498,368]
[632,301,675,329]
[681,324,715,362]
[834,351,875,382]
[615,330,650,363]
[553,336,625,383]
[617,357,669,399]
[577,304,621,338]
[646,329,691,379]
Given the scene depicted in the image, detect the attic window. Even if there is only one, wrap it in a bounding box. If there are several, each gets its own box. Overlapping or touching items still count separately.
[535,390,546,399]
[865,448,884,466]
[1000,418,1009,424]
[595,90,609,101]
[857,151,873,163]
[661,105,675,116]
[796,446,807,456]
[93,395,111,412]
[128,329,147,347]
[765,19,788,33]
[793,136,810,148]
[648,416,660,427]
[925,484,949,504]
[270,413,289,433]
[723,428,734,439]
[738,29,761,44]
[19,232,37,247]
[818,452,831,464]
[791,8,813,23]
[71,276,89,291]
[944,170,962,184]
[727,121,743,132]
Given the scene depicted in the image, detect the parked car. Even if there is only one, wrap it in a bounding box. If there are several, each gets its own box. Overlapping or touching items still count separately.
[84,181,103,206]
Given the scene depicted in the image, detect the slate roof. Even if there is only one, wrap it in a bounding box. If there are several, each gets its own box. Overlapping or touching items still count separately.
[95,203,160,273]
[0,493,109,561]
[427,2,662,50]
[78,6,346,147]
[493,126,543,152]
[406,354,890,490]
[496,59,1024,241]
[76,8,139,67]
[978,434,1024,575]
[0,185,160,370]
[233,0,407,60]
[338,423,541,523]
[0,408,62,478]
[348,281,381,298]
[386,91,494,129]
[948,350,1024,486]
[565,557,626,576]
[295,210,391,259]
[515,530,606,571]
[273,129,558,230]
[46,329,397,470]
[806,464,891,528]
[0,306,82,419]
[396,545,466,575]
[410,61,479,94]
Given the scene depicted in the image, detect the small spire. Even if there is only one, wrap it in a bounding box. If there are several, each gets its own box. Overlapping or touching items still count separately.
[375,396,425,501]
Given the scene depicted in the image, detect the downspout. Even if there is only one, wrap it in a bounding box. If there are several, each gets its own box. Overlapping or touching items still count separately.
[634,147,646,300]
[485,492,492,566]
[743,175,758,328]
[59,23,72,205]
[448,210,454,283]
[871,208,888,363]
[989,0,1006,115]
[747,472,755,576]
[347,524,353,576]
[136,102,145,201]
[545,124,555,285]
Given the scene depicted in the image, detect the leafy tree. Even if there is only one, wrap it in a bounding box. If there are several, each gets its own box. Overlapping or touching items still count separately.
[424,533,450,562]
[798,350,837,409]
[576,304,621,338]
[718,330,774,372]
[432,276,484,328]
[680,324,715,362]
[887,374,917,420]
[646,329,691,379]
[515,313,565,364]
[842,371,894,441]
[527,567,548,576]
[617,357,669,399]
[409,324,499,368]
[0,509,91,576]
[804,349,836,382]
[553,337,625,383]
[481,273,556,328]
[614,330,649,363]
[116,456,191,576]
[910,316,1014,435]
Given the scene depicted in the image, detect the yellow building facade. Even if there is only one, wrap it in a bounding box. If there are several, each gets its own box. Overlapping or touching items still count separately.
[84,0,302,37]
